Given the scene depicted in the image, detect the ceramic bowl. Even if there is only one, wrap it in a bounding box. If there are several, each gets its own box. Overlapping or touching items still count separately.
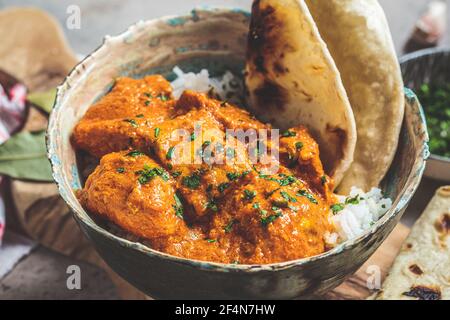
[47,9,429,299]
[400,47,450,182]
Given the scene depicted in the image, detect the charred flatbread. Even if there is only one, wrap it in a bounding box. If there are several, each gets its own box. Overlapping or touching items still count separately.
[375,186,450,300]
[245,0,357,187]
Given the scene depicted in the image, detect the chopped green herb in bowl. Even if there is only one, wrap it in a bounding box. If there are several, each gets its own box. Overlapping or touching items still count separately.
[416,83,450,158]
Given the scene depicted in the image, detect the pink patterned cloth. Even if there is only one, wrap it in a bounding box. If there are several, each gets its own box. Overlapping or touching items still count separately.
[0,81,27,244]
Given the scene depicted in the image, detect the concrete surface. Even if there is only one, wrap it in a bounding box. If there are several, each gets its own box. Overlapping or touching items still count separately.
[0,0,448,300]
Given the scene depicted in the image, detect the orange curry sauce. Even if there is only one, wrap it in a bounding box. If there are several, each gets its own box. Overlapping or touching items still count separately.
[73,75,336,264]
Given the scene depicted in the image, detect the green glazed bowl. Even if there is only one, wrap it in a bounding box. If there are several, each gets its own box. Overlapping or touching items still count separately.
[47,9,428,299]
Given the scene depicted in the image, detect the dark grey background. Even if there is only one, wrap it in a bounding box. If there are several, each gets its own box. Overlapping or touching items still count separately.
[0,0,448,55]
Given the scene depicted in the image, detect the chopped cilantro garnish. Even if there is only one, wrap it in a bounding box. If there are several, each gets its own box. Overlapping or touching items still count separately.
[166,146,175,160]
[190,133,196,141]
[206,239,217,243]
[124,119,138,128]
[321,175,327,185]
[280,191,297,203]
[154,127,160,138]
[331,203,345,214]
[206,198,219,212]
[173,193,184,219]
[116,167,125,173]
[182,173,201,190]
[136,114,144,118]
[297,190,318,204]
[158,94,169,101]
[137,165,169,184]
[145,100,150,106]
[224,220,236,233]
[144,92,152,98]
[126,150,144,157]
[171,171,182,178]
[218,183,230,193]
[243,189,257,201]
[345,195,360,205]
[260,174,297,187]
[281,130,296,138]
[295,142,304,150]
[253,202,268,216]
[226,171,250,182]
[261,212,283,226]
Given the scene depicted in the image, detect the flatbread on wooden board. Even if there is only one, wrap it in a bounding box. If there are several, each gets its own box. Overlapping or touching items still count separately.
[305,0,405,193]
[375,186,450,300]
[245,0,357,187]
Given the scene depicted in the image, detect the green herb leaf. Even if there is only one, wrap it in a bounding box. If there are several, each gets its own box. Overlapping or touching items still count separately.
[171,171,181,178]
[124,119,138,128]
[126,150,144,157]
[206,198,219,212]
[218,182,230,193]
[243,189,257,201]
[280,191,297,203]
[281,130,296,138]
[345,195,360,205]
[224,220,236,233]
[321,175,327,185]
[331,203,345,214]
[261,212,283,226]
[0,130,53,181]
[158,94,169,101]
[253,202,268,216]
[206,239,217,243]
[182,173,201,190]
[173,193,184,219]
[166,146,175,160]
[27,88,57,114]
[295,142,304,150]
[154,127,160,138]
[297,190,318,204]
[137,165,168,184]
[116,167,125,173]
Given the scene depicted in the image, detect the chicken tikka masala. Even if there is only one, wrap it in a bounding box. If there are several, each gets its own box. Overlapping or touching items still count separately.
[73,75,337,265]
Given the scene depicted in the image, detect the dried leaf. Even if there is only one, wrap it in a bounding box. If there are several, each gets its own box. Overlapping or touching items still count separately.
[0,130,53,181]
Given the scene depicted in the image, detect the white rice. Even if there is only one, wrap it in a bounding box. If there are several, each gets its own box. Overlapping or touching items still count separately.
[171,66,244,105]
[170,67,393,244]
[327,187,392,244]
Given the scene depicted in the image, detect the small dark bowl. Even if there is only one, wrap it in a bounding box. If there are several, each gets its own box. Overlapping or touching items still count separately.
[401,47,450,182]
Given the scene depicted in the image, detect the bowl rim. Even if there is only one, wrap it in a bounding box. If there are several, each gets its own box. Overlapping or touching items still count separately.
[400,46,450,164]
[47,8,429,273]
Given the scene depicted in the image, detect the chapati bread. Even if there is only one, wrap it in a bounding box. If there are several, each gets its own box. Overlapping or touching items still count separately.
[245,0,357,187]
[305,0,405,193]
[375,186,450,300]
[0,7,77,91]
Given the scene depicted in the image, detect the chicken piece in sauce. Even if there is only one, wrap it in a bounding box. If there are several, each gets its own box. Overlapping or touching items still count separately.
[74,75,336,264]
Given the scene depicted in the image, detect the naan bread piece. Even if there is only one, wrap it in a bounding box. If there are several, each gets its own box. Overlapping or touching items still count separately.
[375,186,450,300]
[305,0,405,193]
[245,0,357,187]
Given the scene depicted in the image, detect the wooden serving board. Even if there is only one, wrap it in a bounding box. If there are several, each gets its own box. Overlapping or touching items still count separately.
[324,223,410,300]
